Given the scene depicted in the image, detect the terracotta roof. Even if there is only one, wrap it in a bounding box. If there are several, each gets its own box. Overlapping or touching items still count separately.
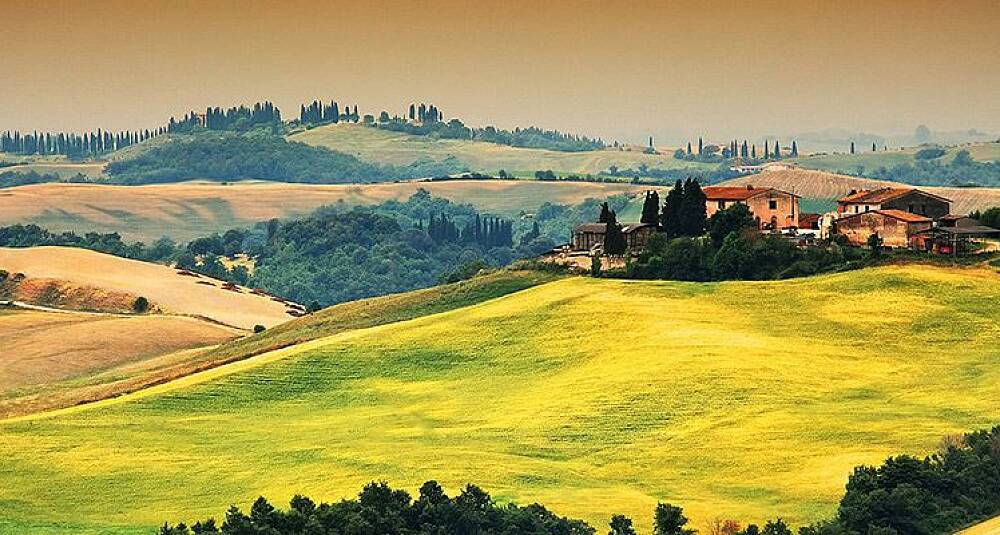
[838,187,952,204]
[703,185,799,200]
[798,213,821,228]
[839,209,932,224]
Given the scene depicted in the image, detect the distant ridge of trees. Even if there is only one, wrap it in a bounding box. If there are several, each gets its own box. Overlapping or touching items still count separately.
[167,101,283,133]
[0,128,162,158]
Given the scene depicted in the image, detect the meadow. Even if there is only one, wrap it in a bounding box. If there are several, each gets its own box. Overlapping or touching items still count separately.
[289,123,712,176]
[1,265,998,534]
[789,141,1000,173]
[0,179,648,242]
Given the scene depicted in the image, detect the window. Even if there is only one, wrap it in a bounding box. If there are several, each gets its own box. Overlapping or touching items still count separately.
[908,204,914,213]
[769,199,778,210]
[717,201,725,209]
[865,205,870,212]
[855,205,860,213]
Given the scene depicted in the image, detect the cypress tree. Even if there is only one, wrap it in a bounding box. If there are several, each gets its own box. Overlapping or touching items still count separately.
[850,141,856,154]
[598,202,611,223]
[640,190,660,225]
[686,142,692,155]
[660,180,684,238]
[764,142,770,159]
[698,137,703,155]
[791,141,798,157]
[773,140,781,159]
[752,144,757,159]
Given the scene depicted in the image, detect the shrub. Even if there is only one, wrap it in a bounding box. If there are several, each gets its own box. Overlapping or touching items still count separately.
[132,296,150,313]
[253,324,265,334]
[914,147,946,160]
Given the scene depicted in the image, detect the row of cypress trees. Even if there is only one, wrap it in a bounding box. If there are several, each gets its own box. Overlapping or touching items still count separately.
[424,213,513,248]
[0,128,161,157]
[299,100,360,125]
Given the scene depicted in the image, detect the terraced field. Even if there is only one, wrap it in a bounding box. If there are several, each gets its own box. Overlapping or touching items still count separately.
[289,123,712,175]
[0,179,648,241]
[1,265,998,534]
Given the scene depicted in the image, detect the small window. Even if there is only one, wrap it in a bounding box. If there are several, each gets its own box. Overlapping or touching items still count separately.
[865,205,870,212]
[855,206,860,213]
[908,204,915,213]
[769,199,778,210]
[717,201,725,209]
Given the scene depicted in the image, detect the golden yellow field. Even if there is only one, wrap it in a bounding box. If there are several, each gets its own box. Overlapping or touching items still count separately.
[721,169,1000,214]
[0,246,293,329]
[1,265,997,534]
[961,516,1000,535]
[0,179,646,241]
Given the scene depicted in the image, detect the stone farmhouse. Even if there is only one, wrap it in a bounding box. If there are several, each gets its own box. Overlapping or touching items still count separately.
[702,185,801,231]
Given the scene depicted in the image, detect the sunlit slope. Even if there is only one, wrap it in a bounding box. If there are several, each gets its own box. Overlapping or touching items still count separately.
[1,266,999,534]
[290,122,711,175]
[961,515,1000,535]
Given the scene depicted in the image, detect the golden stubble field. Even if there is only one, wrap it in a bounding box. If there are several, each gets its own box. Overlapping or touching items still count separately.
[0,265,997,534]
[0,246,293,329]
[0,179,648,242]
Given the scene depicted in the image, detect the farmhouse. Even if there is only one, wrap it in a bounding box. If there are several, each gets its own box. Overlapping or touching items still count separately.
[912,225,1000,255]
[833,209,933,248]
[836,187,951,219]
[702,185,801,230]
[570,222,657,252]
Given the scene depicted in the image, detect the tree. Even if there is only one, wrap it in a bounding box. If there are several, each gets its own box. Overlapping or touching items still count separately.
[604,211,626,256]
[609,515,636,535]
[591,255,602,277]
[253,324,265,333]
[687,142,692,155]
[707,203,757,247]
[598,202,612,223]
[698,137,704,155]
[640,190,661,225]
[867,231,883,257]
[661,180,684,238]
[915,124,932,143]
[764,142,770,159]
[752,144,757,159]
[761,519,792,535]
[850,141,856,154]
[132,296,150,313]
[953,149,974,166]
[680,178,707,237]
[790,140,798,157]
[653,503,695,535]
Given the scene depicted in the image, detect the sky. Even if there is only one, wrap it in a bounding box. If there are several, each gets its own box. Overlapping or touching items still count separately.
[2,0,999,144]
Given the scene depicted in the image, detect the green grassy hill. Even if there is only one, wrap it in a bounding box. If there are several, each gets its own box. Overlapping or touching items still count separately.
[1,265,998,534]
[790,141,1000,174]
[289,123,714,176]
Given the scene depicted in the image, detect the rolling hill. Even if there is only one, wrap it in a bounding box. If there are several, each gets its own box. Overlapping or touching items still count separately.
[1,265,997,533]
[0,246,294,329]
[789,141,1000,174]
[289,122,711,175]
[0,307,237,417]
[0,180,650,242]
[720,168,1000,215]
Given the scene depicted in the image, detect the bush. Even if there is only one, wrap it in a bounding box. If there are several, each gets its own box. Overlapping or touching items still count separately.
[253,324,265,334]
[914,147,946,160]
[132,296,150,313]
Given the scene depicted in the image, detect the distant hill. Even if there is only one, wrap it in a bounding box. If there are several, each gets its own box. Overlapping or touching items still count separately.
[0,246,295,329]
[719,168,1000,214]
[290,122,711,175]
[0,180,650,241]
[1,265,998,533]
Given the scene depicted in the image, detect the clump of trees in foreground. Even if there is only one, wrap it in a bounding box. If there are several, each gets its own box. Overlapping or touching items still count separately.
[159,425,1000,535]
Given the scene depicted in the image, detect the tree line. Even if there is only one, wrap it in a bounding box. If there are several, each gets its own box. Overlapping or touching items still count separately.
[0,128,161,158]
[167,101,283,133]
[673,137,799,164]
[299,100,360,125]
[424,213,514,248]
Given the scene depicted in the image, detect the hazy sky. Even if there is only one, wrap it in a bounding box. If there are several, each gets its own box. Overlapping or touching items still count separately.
[3,0,999,144]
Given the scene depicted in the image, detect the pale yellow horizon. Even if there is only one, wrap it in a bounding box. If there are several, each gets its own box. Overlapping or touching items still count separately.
[1,0,999,143]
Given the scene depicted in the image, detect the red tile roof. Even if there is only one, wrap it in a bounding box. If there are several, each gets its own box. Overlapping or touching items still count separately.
[702,185,798,201]
[838,187,951,204]
[839,209,932,224]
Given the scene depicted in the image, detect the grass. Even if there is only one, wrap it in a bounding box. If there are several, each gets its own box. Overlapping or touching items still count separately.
[790,141,1000,173]
[1,265,998,534]
[960,515,1000,535]
[0,180,649,242]
[289,123,714,175]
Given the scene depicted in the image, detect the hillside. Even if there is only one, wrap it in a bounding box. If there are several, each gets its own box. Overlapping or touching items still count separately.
[290,122,711,175]
[0,246,293,329]
[0,307,237,416]
[0,180,648,242]
[961,516,1000,535]
[790,141,1000,173]
[720,168,1000,214]
[1,265,997,533]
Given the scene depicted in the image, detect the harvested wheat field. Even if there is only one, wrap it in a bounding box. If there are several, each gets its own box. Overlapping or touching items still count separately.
[0,308,235,395]
[0,246,293,329]
[0,179,646,241]
[721,169,1000,214]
